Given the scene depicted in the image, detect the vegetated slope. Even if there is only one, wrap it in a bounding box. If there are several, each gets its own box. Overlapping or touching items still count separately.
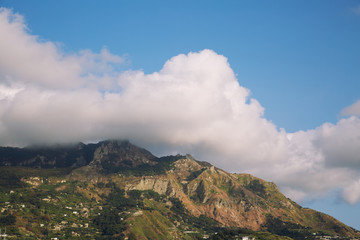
[0,140,359,240]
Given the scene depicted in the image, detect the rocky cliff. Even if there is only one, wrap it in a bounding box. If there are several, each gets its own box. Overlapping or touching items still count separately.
[122,155,358,237]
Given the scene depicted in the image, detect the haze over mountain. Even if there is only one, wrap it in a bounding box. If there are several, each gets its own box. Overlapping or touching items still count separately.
[1,2,360,229]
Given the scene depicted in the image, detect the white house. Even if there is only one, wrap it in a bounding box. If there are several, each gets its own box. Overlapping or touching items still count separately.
[242,237,255,240]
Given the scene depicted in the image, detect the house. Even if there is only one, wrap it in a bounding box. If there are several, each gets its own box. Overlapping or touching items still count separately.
[242,236,255,240]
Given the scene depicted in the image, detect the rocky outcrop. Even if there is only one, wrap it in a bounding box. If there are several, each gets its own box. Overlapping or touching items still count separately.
[120,155,359,237]
[126,177,173,196]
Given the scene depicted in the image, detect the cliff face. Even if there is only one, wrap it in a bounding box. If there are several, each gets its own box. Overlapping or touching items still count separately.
[123,155,358,236]
[1,140,359,239]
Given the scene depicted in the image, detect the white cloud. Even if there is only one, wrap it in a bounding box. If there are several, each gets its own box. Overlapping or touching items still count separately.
[341,100,360,116]
[1,8,360,205]
[271,118,360,202]
[315,118,360,169]
[0,83,24,101]
[343,179,360,204]
[0,8,82,88]
[0,8,124,90]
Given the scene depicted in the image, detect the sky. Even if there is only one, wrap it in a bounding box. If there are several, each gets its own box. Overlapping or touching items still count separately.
[1,0,360,229]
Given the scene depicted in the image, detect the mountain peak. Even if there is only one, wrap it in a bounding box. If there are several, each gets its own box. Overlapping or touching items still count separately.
[89,140,158,172]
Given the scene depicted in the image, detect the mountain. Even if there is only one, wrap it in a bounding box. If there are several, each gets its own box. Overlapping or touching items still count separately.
[0,140,359,240]
[0,140,156,169]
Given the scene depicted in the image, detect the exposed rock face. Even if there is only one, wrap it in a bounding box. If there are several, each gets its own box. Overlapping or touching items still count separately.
[125,155,359,237]
[127,177,172,196]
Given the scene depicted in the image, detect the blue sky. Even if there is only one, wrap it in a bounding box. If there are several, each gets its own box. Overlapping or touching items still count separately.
[4,0,360,132]
[1,0,360,229]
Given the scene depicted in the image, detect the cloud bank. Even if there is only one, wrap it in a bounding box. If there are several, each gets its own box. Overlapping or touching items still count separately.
[1,8,360,204]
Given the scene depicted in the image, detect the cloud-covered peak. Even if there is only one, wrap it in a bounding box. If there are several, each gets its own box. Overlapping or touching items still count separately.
[1,8,360,205]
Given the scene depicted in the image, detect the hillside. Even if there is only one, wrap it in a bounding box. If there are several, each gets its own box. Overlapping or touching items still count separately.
[0,140,359,239]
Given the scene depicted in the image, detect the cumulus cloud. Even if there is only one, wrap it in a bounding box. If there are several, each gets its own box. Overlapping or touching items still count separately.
[1,8,360,204]
[0,8,124,90]
[315,118,360,169]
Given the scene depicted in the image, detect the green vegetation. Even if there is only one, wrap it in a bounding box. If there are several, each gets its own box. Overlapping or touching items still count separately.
[262,215,354,240]
[228,185,246,198]
[93,208,125,237]
[0,172,26,189]
[0,139,358,240]
[0,167,71,186]
[0,214,16,227]
[0,143,96,168]
[263,215,313,239]
[205,228,292,240]
[186,168,206,181]
[246,179,266,197]
[0,166,355,240]
[101,155,183,175]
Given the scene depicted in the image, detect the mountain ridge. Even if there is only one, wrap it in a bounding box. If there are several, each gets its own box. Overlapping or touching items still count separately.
[0,140,359,239]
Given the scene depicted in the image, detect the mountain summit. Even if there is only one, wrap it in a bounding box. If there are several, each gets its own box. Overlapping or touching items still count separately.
[0,140,359,239]
[88,140,158,172]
